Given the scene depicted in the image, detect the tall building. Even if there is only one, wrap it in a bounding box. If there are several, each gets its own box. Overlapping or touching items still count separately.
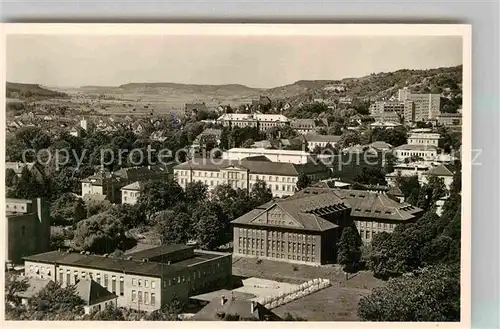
[398,87,441,121]
[231,187,423,265]
[5,198,51,264]
[23,244,232,312]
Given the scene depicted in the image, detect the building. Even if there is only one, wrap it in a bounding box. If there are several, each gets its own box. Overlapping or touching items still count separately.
[190,128,222,153]
[23,244,232,312]
[5,198,51,264]
[385,161,435,186]
[185,103,207,118]
[370,121,401,130]
[303,134,341,152]
[393,144,439,162]
[231,189,351,265]
[231,187,423,264]
[398,88,441,121]
[420,164,455,191]
[12,277,52,306]
[217,113,289,132]
[290,119,323,135]
[371,112,402,124]
[174,157,330,198]
[369,141,393,152]
[191,297,281,321]
[81,164,173,203]
[121,181,145,205]
[437,113,462,126]
[223,148,310,165]
[407,132,441,146]
[75,279,118,314]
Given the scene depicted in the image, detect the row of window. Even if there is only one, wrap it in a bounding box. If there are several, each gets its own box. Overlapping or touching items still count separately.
[131,290,156,306]
[176,170,297,184]
[356,221,396,229]
[57,269,125,296]
[397,151,435,157]
[132,278,157,289]
[239,229,315,242]
[239,238,315,254]
[238,249,315,262]
[123,190,140,197]
[409,139,438,145]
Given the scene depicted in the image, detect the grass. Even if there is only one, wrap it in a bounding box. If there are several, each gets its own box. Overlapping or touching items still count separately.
[232,257,385,321]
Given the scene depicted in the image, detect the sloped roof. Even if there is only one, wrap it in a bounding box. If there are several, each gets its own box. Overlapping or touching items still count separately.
[121,181,145,191]
[422,164,454,176]
[304,134,342,143]
[395,144,438,151]
[15,277,52,299]
[74,279,117,306]
[370,141,393,150]
[191,298,282,321]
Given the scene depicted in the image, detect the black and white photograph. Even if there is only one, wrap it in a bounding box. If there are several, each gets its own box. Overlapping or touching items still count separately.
[1,24,471,324]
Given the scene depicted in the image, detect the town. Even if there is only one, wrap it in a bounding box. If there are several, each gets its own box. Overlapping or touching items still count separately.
[5,64,462,321]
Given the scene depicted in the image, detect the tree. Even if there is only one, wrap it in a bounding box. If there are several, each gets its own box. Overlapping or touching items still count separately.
[154,210,192,245]
[337,227,362,273]
[5,273,29,307]
[136,179,185,219]
[5,168,18,187]
[51,193,87,225]
[143,300,182,321]
[107,203,146,230]
[211,184,253,221]
[358,264,460,321]
[395,174,420,199]
[417,176,447,211]
[250,180,273,207]
[184,181,208,206]
[8,166,41,199]
[296,173,311,191]
[354,167,386,186]
[88,303,125,321]
[194,201,229,250]
[338,130,361,148]
[27,281,85,319]
[71,212,128,254]
[85,199,112,218]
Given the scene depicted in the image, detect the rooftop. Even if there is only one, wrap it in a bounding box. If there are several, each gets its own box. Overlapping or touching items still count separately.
[121,181,146,191]
[304,134,342,143]
[126,244,193,260]
[75,279,117,306]
[191,298,281,321]
[395,144,438,151]
[422,164,454,177]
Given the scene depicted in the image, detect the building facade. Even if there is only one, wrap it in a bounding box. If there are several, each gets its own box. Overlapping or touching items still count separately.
[222,148,310,164]
[393,144,439,162]
[304,134,341,151]
[174,158,330,198]
[121,181,144,205]
[437,113,462,126]
[23,245,232,312]
[407,132,441,146]
[5,198,51,264]
[217,113,289,131]
[398,88,441,121]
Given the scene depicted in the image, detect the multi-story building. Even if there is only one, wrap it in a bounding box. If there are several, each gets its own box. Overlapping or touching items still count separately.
[5,198,51,264]
[174,157,330,198]
[398,88,441,121]
[407,132,441,146]
[437,113,462,126]
[303,134,342,152]
[393,144,439,162]
[222,148,310,165]
[385,161,435,186]
[231,187,423,264]
[81,164,173,203]
[290,119,323,135]
[121,181,145,205]
[420,164,455,191]
[371,112,402,124]
[217,113,289,132]
[23,244,232,312]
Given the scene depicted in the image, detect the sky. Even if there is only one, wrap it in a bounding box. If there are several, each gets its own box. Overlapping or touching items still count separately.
[7,35,463,89]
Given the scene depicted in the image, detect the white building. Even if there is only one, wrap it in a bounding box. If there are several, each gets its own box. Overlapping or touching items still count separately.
[121,181,144,205]
[407,133,441,146]
[174,158,330,198]
[303,134,341,151]
[393,144,439,162]
[222,148,310,165]
[217,113,289,131]
[370,121,402,130]
[420,164,455,191]
[385,161,435,186]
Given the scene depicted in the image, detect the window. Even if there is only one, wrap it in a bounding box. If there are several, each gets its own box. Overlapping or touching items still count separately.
[151,281,156,289]
[66,271,71,284]
[59,270,64,283]
[132,278,137,286]
[132,290,137,302]
[104,275,108,287]
[138,279,142,287]
[145,280,149,288]
[119,277,124,296]
[111,276,116,293]
[138,291,143,304]
[151,293,156,306]
[144,292,149,305]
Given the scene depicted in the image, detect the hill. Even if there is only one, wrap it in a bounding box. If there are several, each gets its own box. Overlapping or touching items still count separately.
[6,82,68,99]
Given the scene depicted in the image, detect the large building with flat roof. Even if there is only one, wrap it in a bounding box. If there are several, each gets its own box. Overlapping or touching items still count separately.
[22,244,232,312]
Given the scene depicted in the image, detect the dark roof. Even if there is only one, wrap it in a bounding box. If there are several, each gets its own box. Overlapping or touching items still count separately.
[190,289,256,303]
[191,298,282,321]
[174,159,329,177]
[126,244,193,260]
[232,189,349,232]
[422,164,454,176]
[23,249,228,278]
[394,144,438,151]
[75,279,117,306]
[304,134,342,143]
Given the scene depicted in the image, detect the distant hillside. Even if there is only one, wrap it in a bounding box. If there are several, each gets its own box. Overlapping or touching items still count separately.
[6,82,68,99]
[119,82,262,95]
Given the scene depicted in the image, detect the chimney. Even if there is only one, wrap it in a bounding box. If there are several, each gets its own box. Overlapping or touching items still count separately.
[220,295,227,306]
[250,301,257,313]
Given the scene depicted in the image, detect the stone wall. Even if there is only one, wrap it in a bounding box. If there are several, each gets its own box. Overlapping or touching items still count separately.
[256,278,331,310]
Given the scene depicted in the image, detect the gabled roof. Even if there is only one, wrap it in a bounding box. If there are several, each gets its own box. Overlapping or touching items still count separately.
[121,181,145,191]
[15,277,52,299]
[191,298,281,321]
[422,164,454,176]
[370,141,393,150]
[74,279,117,306]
